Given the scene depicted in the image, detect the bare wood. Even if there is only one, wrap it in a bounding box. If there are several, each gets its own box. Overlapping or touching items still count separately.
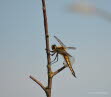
[42,0,52,97]
[30,0,67,97]
[53,66,67,77]
[30,75,46,92]
[42,0,51,65]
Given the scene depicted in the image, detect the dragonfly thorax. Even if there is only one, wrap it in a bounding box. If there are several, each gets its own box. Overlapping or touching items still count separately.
[51,44,57,50]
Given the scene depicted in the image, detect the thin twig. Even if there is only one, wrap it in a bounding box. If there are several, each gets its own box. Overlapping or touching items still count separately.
[53,66,67,77]
[30,75,46,92]
[30,0,67,97]
[42,0,52,97]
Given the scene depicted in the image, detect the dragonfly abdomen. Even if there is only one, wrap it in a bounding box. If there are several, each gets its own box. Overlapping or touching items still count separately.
[63,55,76,77]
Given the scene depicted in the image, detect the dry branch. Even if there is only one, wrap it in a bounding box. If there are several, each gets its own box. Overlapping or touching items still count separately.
[42,0,52,97]
[29,75,46,92]
[30,0,67,97]
[53,66,67,77]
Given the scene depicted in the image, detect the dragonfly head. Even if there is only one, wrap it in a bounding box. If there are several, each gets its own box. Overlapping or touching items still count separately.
[51,44,57,50]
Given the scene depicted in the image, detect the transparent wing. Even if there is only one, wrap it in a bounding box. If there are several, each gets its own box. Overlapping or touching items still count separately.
[54,36,76,50]
[66,47,76,50]
[54,36,66,48]
[59,50,72,57]
[63,56,75,66]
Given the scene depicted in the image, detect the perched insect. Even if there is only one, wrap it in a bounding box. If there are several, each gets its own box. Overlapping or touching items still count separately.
[50,36,76,77]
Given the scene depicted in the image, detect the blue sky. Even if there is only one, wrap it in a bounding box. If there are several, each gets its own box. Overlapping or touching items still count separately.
[0,0,111,97]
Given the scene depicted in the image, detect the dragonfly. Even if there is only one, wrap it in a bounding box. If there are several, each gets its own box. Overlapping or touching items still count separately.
[50,36,76,77]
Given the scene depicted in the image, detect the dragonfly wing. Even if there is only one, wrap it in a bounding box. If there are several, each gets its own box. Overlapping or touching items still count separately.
[66,47,76,50]
[70,56,75,65]
[63,58,68,67]
[54,36,66,48]
[59,50,72,57]
[54,36,76,50]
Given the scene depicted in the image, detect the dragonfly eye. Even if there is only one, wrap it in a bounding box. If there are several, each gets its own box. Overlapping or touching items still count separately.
[51,45,56,50]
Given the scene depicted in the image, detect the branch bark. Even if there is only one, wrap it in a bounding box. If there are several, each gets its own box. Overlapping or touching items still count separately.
[53,66,67,77]
[30,75,46,92]
[42,0,52,97]
[30,0,67,97]
[30,0,52,96]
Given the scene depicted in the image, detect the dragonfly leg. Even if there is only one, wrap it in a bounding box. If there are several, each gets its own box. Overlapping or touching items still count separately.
[45,49,54,53]
[50,53,57,64]
[51,53,58,65]
[52,54,58,64]
[50,52,56,56]
[45,48,55,56]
